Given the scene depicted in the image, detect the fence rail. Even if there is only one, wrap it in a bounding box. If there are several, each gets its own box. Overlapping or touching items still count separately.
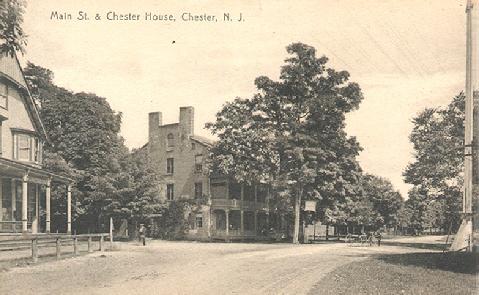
[0,233,111,263]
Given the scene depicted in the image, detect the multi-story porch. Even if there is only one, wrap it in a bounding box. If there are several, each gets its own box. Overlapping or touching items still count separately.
[209,178,274,241]
[0,158,73,234]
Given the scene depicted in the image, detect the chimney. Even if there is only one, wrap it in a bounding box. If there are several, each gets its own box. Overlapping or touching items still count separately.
[179,106,194,138]
[148,112,162,143]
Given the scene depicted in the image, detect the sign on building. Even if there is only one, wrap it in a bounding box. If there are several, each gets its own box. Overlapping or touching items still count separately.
[304,200,317,212]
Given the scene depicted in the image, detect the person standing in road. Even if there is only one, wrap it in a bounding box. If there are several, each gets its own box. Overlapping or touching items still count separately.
[139,224,146,246]
[375,230,382,247]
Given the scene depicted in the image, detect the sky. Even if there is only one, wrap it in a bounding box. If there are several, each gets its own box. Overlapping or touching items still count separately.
[20,0,470,198]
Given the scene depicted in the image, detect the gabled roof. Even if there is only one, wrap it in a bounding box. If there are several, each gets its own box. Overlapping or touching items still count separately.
[191,135,216,147]
[0,53,49,142]
[137,135,216,151]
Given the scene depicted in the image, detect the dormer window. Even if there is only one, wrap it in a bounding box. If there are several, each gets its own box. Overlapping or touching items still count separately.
[167,133,175,147]
[0,83,7,109]
[12,132,42,163]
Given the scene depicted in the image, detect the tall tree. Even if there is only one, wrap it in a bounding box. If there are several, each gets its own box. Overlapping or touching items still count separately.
[0,0,27,56]
[24,62,135,232]
[403,93,465,232]
[126,148,163,223]
[361,174,403,228]
[207,43,363,243]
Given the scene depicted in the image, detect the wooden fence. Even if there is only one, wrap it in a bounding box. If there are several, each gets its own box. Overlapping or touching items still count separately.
[0,233,111,263]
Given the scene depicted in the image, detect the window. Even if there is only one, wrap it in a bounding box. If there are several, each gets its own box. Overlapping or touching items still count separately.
[244,211,255,230]
[244,184,254,201]
[17,134,31,161]
[13,133,41,163]
[166,158,174,174]
[229,182,241,200]
[257,184,268,203]
[166,184,174,200]
[194,182,203,199]
[0,83,7,109]
[210,182,226,199]
[167,133,175,147]
[195,215,203,228]
[191,143,196,150]
[195,154,203,173]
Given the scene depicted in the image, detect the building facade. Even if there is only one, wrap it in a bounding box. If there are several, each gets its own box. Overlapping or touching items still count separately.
[0,53,72,234]
[147,107,280,241]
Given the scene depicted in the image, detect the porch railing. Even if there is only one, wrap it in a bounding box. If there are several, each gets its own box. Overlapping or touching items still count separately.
[211,229,258,238]
[210,199,267,210]
[0,221,30,233]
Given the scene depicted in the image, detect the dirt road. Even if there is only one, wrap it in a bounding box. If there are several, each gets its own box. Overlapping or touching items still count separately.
[0,236,443,295]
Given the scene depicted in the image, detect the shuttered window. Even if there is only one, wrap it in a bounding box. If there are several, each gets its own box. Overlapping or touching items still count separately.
[0,83,7,109]
[167,184,174,200]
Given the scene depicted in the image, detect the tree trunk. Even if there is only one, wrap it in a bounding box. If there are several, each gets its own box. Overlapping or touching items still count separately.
[292,190,302,244]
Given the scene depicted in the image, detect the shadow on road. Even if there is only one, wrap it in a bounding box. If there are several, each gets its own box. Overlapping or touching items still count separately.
[382,240,448,251]
[375,251,479,274]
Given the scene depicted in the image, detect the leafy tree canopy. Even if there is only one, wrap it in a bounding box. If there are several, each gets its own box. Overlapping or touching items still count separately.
[206,43,364,242]
[403,93,465,232]
[0,0,27,56]
[24,62,161,233]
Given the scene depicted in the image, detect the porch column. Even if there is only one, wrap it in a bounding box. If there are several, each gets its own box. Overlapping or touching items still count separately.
[254,211,258,234]
[240,210,244,235]
[45,180,51,233]
[225,209,229,241]
[35,184,39,233]
[22,173,28,233]
[240,184,244,201]
[67,184,72,234]
[11,179,16,232]
[266,212,270,232]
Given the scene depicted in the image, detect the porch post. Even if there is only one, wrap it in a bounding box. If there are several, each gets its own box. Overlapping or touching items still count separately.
[67,184,72,234]
[254,211,258,234]
[225,209,230,242]
[35,184,39,233]
[11,179,16,232]
[45,179,51,233]
[22,173,28,233]
[240,210,244,235]
[266,212,270,232]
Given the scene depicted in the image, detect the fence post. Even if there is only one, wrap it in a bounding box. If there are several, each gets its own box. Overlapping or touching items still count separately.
[87,235,93,253]
[99,235,104,251]
[73,236,79,256]
[56,238,61,259]
[32,238,38,263]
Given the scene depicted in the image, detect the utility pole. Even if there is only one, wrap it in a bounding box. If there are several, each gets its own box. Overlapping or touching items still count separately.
[451,0,478,252]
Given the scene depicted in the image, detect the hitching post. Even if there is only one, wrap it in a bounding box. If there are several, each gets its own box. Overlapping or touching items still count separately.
[73,236,79,255]
[31,238,38,263]
[87,235,93,253]
[56,238,61,259]
[99,235,104,251]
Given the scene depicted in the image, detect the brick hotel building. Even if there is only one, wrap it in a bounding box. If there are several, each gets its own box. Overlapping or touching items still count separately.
[144,107,288,241]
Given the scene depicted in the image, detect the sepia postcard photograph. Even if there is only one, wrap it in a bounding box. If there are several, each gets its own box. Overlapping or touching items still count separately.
[0,0,477,294]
